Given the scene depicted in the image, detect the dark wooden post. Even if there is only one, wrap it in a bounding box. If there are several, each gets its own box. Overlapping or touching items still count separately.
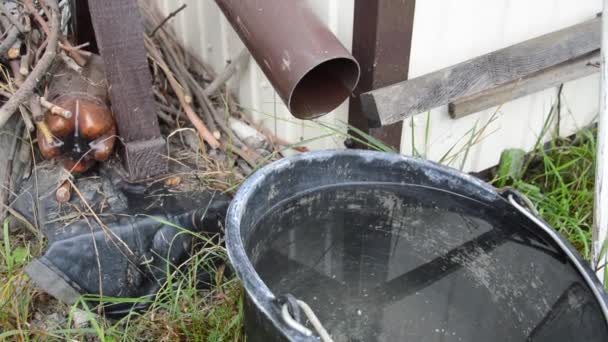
[346,4,416,337]
[88,0,167,180]
[348,0,416,150]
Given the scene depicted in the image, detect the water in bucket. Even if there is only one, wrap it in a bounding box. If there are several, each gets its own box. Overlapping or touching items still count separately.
[249,183,606,342]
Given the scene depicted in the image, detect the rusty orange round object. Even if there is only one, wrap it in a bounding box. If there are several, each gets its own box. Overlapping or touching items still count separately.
[52,94,115,140]
[91,127,117,161]
[45,112,75,138]
[38,93,117,174]
[63,158,96,174]
[37,129,61,159]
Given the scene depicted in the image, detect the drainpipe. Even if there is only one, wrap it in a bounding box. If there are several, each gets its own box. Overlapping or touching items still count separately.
[215,0,360,120]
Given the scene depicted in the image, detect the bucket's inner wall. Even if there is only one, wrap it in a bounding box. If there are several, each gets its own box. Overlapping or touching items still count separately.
[247,183,607,342]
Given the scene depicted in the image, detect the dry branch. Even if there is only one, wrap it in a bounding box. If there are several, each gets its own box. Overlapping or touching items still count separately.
[18,106,34,132]
[58,51,82,72]
[29,95,44,121]
[40,96,71,118]
[9,59,23,86]
[139,1,278,169]
[20,40,31,75]
[0,1,28,33]
[149,3,187,37]
[24,0,86,66]
[7,39,20,59]
[0,25,19,56]
[204,48,250,97]
[145,36,221,149]
[59,41,92,58]
[156,110,175,125]
[0,0,60,129]
[161,36,219,136]
[143,8,221,139]
[55,180,71,203]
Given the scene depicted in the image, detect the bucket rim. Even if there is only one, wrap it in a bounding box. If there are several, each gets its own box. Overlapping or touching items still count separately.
[225,149,608,340]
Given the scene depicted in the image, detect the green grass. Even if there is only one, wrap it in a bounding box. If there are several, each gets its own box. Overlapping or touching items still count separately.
[493,127,598,261]
[0,219,244,341]
[0,220,40,338]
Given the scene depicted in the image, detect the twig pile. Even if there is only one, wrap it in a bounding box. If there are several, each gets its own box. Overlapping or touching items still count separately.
[0,0,89,130]
[0,1,297,224]
[139,2,287,169]
[0,0,90,226]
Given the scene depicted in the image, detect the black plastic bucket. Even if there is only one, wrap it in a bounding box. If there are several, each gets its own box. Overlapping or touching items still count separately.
[226,150,608,341]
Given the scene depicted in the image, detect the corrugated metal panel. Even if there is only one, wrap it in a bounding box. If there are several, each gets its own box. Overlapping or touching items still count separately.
[154,0,601,172]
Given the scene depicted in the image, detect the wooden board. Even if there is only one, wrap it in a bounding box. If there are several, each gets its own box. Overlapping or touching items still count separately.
[88,0,167,180]
[450,50,600,118]
[361,16,601,125]
[347,0,416,150]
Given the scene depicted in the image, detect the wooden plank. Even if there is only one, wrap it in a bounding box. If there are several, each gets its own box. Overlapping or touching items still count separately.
[88,0,167,180]
[450,50,600,118]
[347,0,416,150]
[361,16,601,126]
[593,1,608,282]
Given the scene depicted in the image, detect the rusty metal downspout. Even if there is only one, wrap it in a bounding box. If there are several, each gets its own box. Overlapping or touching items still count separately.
[215,0,360,120]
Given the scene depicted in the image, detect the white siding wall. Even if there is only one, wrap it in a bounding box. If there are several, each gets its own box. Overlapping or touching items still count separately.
[405,0,602,172]
[155,0,601,172]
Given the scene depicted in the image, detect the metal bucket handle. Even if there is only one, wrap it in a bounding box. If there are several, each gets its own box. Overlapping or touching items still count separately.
[274,294,334,342]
